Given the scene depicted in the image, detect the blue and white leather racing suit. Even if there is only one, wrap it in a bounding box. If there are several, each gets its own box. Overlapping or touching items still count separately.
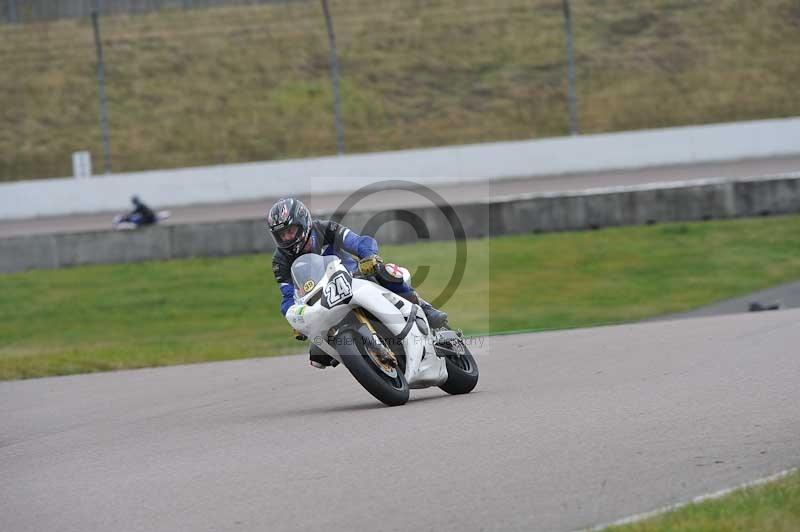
[271,219,412,316]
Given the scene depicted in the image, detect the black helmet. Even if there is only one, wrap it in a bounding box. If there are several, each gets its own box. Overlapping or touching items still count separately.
[267,197,312,255]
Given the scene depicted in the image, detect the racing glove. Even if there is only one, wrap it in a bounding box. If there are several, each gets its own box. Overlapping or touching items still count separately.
[358,254,383,276]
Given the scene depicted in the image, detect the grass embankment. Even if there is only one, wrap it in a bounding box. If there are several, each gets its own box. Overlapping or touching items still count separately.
[2,0,800,180]
[606,469,800,532]
[1,215,799,380]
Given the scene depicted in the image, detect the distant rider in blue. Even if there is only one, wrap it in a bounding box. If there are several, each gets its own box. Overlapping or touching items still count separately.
[123,195,157,226]
[267,198,448,367]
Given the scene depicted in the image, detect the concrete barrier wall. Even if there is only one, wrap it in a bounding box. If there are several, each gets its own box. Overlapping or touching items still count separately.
[2,117,800,220]
[0,221,274,273]
[3,173,799,274]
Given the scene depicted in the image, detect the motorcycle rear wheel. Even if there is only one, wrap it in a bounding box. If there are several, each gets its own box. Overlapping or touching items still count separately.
[437,336,479,395]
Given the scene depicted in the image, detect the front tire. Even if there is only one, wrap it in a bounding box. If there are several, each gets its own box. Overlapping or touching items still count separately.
[336,331,410,406]
[437,336,479,395]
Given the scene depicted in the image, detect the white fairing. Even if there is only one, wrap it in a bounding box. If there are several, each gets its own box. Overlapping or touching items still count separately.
[286,256,447,389]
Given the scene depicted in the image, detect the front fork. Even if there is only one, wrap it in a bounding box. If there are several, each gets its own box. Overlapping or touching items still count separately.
[353,309,399,370]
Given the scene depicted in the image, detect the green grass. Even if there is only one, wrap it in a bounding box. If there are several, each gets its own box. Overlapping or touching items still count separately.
[606,469,800,532]
[1,214,799,380]
[2,0,800,180]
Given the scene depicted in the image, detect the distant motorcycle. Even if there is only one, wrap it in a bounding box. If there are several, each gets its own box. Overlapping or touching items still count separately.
[112,210,170,230]
[285,253,479,406]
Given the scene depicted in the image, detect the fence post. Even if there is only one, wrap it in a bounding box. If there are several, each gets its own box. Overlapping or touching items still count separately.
[8,0,19,23]
[561,0,579,135]
[91,11,113,174]
[321,0,345,155]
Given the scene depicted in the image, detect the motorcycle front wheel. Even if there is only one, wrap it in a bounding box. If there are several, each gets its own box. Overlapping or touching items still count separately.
[336,331,410,407]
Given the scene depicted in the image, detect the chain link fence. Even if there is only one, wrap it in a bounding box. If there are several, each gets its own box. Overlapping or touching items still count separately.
[1,0,307,23]
[1,0,799,181]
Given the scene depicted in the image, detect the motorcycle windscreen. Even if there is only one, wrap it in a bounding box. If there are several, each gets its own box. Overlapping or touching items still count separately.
[290,253,339,298]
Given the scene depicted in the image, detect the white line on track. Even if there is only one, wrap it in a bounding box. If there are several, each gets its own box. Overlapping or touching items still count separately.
[580,467,799,531]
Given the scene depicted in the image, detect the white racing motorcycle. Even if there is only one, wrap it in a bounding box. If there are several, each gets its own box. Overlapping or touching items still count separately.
[285,253,479,406]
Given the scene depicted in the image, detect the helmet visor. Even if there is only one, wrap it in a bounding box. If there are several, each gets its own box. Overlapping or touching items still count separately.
[274,224,301,246]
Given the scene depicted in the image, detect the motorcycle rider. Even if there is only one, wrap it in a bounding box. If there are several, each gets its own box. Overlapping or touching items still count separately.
[267,197,448,366]
[125,195,157,226]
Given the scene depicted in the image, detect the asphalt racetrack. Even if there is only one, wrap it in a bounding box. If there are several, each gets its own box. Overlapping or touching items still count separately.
[2,309,798,532]
[3,156,800,237]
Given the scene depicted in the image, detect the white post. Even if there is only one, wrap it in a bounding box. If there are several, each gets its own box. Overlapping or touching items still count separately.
[72,151,93,179]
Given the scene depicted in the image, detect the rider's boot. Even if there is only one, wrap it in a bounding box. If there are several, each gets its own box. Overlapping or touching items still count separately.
[404,291,448,329]
[309,344,339,369]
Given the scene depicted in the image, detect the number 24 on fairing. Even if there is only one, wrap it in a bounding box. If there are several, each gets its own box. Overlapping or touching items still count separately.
[323,272,353,308]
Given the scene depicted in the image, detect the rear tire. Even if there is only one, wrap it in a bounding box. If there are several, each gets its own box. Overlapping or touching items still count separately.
[336,331,409,406]
[437,337,479,395]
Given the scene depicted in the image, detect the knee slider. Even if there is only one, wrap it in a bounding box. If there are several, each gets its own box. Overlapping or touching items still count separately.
[376,263,407,285]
